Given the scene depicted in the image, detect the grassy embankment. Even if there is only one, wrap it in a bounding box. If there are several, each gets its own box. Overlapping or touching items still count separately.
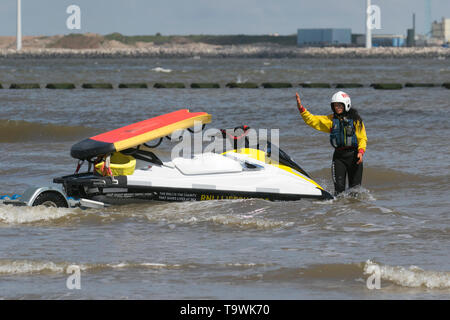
[103,33,297,46]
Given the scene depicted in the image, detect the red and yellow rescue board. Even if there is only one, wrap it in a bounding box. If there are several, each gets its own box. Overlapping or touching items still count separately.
[71,109,211,160]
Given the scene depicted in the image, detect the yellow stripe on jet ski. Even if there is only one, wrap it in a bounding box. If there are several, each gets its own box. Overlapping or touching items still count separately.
[223,148,324,190]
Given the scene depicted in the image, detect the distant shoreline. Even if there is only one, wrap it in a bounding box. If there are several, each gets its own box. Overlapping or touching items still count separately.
[0,46,448,59]
[0,33,448,59]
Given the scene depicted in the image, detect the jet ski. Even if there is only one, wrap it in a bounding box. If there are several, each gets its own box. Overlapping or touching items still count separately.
[11,109,333,209]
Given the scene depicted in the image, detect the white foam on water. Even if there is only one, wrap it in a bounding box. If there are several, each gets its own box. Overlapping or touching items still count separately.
[364,260,450,289]
[107,262,180,269]
[397,234,414,239]
[0,260,65,274]
[108,262,128,269]
[236,74,248,83]
[140,262,177,268]
[141,200,291,230]
[224,262,276,269]
[340,186,377,202]
[206,214,294,230]
[379,207,394,214]
[0,260,89,275]
[242,207,267,218]
[0,259,183,275]
[226,263,257,267]
[0,259,273,276]
[152,67,172,73]
[0,204,76,225]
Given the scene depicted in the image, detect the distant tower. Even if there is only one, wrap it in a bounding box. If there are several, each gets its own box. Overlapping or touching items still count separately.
[407,13,416,47]
[17,0,22,51]
[365,0,372,48]
[425,0,432,36]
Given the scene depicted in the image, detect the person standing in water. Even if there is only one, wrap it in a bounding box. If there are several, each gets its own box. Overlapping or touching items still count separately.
[296,91,367,195]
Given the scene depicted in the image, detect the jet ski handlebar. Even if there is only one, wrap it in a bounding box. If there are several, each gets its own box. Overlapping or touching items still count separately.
[220,125,251,140]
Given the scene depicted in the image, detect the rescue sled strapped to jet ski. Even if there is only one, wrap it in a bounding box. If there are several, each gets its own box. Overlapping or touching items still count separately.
[10,109,333,209]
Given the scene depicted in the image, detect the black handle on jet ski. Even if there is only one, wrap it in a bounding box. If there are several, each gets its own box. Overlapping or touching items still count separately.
[164,125,206,142]
[144,137,163,148]
[220,125,251,140]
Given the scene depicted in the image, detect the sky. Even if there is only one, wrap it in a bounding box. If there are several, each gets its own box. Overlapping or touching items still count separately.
[0,0,448,36]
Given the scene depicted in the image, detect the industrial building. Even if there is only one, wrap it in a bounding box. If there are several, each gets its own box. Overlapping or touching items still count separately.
[431,17,450,42]
[348,33,406,47]
[372,34,405,47]
[296,13,448,48]
[297,28,351,47]
[298,29,405,48]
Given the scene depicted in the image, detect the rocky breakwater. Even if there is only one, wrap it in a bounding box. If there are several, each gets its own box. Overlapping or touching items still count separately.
[0,43,448,59]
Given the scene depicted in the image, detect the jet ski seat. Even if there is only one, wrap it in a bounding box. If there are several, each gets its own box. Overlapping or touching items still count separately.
[172,153,243,175]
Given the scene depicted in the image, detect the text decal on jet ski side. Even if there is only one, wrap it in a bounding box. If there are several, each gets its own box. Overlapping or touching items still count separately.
[200,194,269,201]
[155,192,268,201]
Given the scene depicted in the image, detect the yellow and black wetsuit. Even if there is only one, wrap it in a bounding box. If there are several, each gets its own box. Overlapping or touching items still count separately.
[299,108,367,194]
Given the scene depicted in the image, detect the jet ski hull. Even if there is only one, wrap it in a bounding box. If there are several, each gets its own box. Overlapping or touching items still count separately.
[54,173,333,203]
[54,149,334,204]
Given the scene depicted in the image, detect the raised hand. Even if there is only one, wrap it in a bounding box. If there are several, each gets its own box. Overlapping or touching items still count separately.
[296,92,305,113]
[296,92,302,107]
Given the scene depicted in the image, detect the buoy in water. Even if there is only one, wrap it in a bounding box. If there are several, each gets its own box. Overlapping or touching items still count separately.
[190,83,220,89]
[10,83,40,89]
[118,83,148,88]
[335,83,364,88]
[81,83,113,89]
[261,82,292,88]
[371,83,403,90]
[46,83,76,89]
[405,83,435,87]
[153,82,186,88]
[300,83,331,88]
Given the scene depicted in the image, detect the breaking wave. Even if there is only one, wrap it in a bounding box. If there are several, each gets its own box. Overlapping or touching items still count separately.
[364,260,450,289]
[252,261,450,290]
[0,204,78,225]
[0,259,272,276]
[0,259,181,275]
[0,200,293,230]
[3,258,446,290]
[152,67,172,73]
[141,200,295,230]
[0,260,69,275]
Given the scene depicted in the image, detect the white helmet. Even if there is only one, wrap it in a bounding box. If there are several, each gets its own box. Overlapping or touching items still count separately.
[331,91,351,112]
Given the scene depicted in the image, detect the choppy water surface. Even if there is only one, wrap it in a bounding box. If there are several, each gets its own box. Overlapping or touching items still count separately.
[0,58,449,299]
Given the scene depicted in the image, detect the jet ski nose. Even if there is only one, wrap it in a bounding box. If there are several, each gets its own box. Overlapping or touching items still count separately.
[320,189,335,200]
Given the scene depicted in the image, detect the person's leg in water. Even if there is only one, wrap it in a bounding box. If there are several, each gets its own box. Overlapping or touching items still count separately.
[332,152,347,195]
[333,149,361,195]
[348,151,363,189]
